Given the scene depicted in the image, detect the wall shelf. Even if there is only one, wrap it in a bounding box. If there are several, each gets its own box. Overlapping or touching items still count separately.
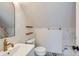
[26,26,33,28]
[25,32,33,35]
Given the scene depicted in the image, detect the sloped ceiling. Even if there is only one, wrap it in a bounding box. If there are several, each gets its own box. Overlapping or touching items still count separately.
[20,2,76,28]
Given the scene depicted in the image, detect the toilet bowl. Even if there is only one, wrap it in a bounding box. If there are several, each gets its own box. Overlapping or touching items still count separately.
[34,47,46,56]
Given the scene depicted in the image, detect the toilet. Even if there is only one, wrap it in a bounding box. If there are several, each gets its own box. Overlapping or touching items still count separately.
[34,47,47,56]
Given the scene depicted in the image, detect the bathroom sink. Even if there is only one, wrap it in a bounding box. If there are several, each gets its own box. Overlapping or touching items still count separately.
[0,43,35,56]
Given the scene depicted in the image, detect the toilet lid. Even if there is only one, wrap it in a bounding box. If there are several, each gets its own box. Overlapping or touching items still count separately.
[35,47,46,52]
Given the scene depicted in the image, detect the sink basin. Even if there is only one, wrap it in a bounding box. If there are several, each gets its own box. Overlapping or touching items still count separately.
[0,43,35,56]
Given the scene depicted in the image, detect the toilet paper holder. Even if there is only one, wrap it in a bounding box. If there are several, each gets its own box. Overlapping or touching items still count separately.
[72,46,79,51]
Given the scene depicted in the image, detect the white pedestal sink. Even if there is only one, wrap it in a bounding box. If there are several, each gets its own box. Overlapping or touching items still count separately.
[0,43,35,56]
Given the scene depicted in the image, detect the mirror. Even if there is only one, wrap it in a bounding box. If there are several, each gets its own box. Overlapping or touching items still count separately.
[0,2,15,39]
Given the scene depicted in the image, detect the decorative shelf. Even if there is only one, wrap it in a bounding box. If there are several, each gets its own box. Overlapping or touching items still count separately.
[26,26,33,28]
[25,32,33,35]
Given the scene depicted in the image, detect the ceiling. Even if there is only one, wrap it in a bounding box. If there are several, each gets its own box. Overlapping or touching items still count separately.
[19,2,76,28]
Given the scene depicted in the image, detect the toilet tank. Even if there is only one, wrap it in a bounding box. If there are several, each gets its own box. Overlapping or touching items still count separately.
[35,28,63,54]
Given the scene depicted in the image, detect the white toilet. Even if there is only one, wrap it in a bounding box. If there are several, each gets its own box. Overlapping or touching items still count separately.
[34,47,47,56]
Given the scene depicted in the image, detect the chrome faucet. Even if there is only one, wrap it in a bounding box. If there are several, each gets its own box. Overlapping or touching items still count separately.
[3,39,14,52]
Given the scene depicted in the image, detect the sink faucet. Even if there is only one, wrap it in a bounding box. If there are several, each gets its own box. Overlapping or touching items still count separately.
[3,39,14,52]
